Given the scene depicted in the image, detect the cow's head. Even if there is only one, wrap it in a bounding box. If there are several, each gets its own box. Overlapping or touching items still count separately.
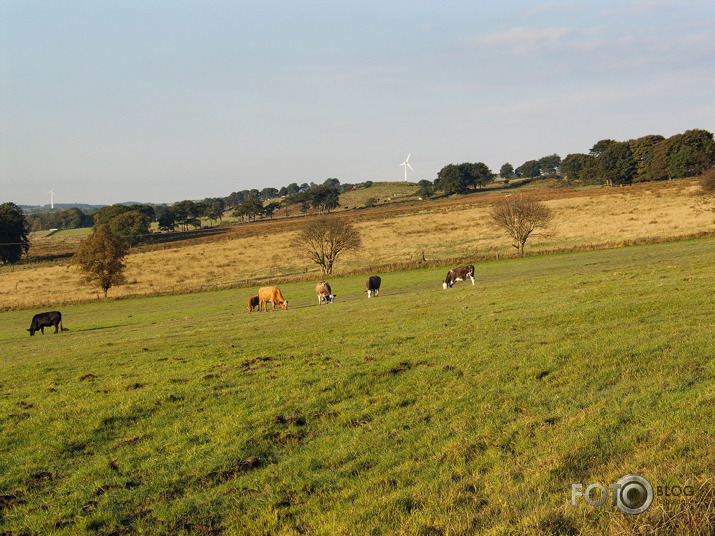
[442,281,449,290]
[27,327,36,336]
[328,294,335,304]
[280,300,288,310]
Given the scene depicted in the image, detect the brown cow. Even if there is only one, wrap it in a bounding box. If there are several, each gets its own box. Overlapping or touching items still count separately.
[258,286,288,311]
[247,295,260,312]
[443,265,475,289]
[315,281,335,304]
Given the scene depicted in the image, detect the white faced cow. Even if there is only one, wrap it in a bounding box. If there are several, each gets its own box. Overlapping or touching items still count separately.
[443,265,475,289]
[366,275,381,298]
[316,281,335,304]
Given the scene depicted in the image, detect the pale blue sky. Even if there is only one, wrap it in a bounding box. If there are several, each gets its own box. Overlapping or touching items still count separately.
[2,1,713,205]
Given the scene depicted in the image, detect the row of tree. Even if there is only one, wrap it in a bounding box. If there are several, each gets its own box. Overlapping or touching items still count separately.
[498,129,715,186]
[422,129,714,199]
[26,207,94,232]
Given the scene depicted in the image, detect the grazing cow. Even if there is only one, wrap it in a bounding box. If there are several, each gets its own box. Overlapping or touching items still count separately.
[247,295,260,312]
[315,281,335,304]
[366,275,381,298]
[443,265,475,289]
[258,286,288,311]
[27,311,65,336]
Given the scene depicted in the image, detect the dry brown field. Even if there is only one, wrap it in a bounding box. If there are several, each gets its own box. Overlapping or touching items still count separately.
[1,178,713,310]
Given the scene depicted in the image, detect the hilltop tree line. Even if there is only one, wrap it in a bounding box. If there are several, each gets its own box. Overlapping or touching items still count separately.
[25,127,713,236]
[418,128,715,198]
[500,129,715,185]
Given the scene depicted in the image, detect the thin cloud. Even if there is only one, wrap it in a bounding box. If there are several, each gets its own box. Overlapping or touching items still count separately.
[523,2,581,16]
[472,26,579,54]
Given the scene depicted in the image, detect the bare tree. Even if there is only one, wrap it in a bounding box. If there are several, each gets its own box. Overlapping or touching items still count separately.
[489,195,553,257]
[294,217,361,275]
[700,167,715,195]
[72,225,128,297]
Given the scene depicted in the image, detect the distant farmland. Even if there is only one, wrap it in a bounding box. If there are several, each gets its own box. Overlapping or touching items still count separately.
[1,177,712,310]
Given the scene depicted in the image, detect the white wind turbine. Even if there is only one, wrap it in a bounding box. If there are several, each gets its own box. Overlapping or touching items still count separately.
[400,153,413,182]
[48,188,55,209]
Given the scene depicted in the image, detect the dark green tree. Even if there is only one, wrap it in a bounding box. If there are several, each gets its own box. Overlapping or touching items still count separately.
[560,154,598,183]
[590,139,618,157]
[310,185,340,214]
[260,187,279,200]
[157,206,177,231]
[130,204,157,222]
[173,200,201,231]
[500,163,515,179]
[648,143,670,182]
[92,204,134,227]
[416,180,435,199]
[629,135,665,182]
[108,211,151,247]
[538,154,561,175]
[263,201,281,219]
[286,183,301,197]
[460,162,494,189]
[0,202,31,265]
[436,164,468,195]
[207,200,225,225]
[598,142,636,186]
[663,129,715,179]
[233,198,263,222]
[517,160,541,178]
[72,225,127,297]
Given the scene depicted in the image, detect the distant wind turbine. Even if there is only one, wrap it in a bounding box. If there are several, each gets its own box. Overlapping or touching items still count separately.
[49,188,55,209]
[400,153,413,182]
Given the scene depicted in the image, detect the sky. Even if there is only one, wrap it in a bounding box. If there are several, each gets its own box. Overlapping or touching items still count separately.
[1,1,714,206]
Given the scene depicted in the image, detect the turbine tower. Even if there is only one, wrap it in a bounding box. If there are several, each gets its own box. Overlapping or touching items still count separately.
[49,188,55,209]
[400,153,413,182]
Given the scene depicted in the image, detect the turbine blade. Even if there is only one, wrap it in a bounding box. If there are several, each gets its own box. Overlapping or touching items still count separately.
[407,163,413,170]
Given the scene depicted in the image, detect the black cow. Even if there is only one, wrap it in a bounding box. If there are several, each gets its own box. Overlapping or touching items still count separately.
[366,275,381,298]
[27,311,65,336]
[443,265,475,289]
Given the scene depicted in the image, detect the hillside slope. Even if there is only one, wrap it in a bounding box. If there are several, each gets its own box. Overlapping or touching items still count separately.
[1,178,713,310]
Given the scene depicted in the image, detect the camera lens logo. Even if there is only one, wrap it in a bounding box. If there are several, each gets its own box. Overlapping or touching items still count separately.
[615,474,653,515]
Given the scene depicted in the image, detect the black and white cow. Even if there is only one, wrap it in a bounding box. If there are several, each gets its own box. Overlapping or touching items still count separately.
[443,265,475,289]
[366,275,381,298]
[316,281,335,304]
[27,311,65,336]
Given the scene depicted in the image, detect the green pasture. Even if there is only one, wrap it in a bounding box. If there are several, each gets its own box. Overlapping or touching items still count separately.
[50,228,93,237]
[1,239,714,535]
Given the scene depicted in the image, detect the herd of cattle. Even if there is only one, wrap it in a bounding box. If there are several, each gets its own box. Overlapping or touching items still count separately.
[26,266,476,333]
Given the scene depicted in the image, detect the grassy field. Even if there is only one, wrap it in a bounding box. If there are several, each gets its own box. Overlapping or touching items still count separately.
[1,239,714,535]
